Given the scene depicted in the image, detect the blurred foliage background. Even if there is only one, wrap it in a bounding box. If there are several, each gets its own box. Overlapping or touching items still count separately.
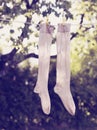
[0,0,97,130]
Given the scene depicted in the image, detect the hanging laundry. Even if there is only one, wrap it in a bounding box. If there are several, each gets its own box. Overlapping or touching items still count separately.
[54,23,76,115]
[34,23,54,115]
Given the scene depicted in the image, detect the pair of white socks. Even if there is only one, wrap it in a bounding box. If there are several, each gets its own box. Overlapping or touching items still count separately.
[34,23,76,116]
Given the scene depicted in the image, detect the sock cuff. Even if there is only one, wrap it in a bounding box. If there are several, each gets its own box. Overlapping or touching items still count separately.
[57,23,71,32]
[39,23,54,34]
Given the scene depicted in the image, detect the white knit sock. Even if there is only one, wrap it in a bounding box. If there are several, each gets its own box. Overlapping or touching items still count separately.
[34,23,54,115]
[54,23,76,115]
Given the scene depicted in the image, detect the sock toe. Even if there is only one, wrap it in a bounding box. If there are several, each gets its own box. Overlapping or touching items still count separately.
[54,86,76,116]
[39,90,51,115]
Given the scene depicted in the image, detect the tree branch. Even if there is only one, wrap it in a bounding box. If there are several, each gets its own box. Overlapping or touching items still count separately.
[0,48,57,77]
[70,32,79,40]
[70,13,84,40]
[24,53,56,60]
[24,0,39,9]
[0,48,18,62]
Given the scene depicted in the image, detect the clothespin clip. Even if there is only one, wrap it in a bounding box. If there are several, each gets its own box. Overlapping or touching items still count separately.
[46,15,49,25]
[62,10,66,24]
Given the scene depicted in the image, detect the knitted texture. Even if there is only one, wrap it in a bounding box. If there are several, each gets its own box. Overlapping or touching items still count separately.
[54,23,76,115]
[34,23,54,115]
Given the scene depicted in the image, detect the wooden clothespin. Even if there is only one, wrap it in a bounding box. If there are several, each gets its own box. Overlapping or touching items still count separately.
[46,15,49,25]
[62,11,66,24]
